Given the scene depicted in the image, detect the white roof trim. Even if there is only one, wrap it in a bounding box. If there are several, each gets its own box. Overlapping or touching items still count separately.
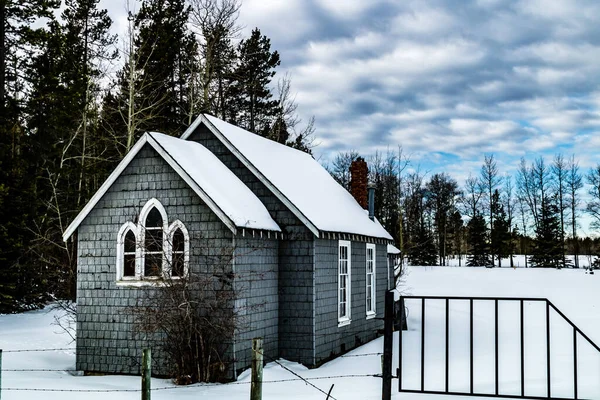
[62,132,240,241]
[182,115,320,237]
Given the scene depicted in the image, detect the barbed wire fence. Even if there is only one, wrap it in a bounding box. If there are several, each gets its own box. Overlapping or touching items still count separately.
[0,343,385,399]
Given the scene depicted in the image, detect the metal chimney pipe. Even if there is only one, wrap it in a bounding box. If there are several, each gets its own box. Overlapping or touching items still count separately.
[368,183,375,221]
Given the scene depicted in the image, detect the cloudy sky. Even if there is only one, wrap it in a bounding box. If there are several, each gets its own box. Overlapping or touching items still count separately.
[104,0,600,223]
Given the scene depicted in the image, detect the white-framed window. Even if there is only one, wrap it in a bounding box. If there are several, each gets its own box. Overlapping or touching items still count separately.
[116,221,138,281]
[139,198,168,278]
[338,240,352,326]
[167,220,190,278]
[116,198,189,282]
[366,243,376,318]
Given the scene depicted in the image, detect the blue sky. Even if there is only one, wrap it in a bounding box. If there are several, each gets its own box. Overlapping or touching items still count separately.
[103,0,600,232]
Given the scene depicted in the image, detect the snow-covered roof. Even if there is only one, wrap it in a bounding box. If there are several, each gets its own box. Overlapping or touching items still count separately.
[63,132,280,241]
[182,114,393,240]
[387,244,401,254]
[148,132,280,232]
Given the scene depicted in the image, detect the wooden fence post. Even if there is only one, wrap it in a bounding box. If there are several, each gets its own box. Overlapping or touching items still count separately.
[382,290,394,400]
[142,348,151,400]
[251,337,263,400]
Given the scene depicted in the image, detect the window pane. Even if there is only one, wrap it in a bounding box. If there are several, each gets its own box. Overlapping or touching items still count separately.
[124,254,136,277]
[124,230,136,253]
[172,253,184,277]
[145,228,163,252]
[172,228,184,252]
[144,253,162,276]
[146,207,162,227]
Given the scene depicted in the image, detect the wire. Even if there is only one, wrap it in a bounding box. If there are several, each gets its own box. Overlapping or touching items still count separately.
[2,347,74,353]
[257,349,340,400]
[1,374,380,392]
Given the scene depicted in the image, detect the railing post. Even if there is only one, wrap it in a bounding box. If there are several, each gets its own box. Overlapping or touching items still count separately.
[251,337,263,400]
[398,296,404,392]
[0,348,3,400]
[142,348,151,400]
[382,291,394,400]
[546,301,551,399]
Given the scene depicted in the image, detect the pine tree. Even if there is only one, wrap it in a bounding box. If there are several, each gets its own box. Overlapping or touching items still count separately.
[530,196,563,268]
[491,190,511,267]
[0,0,59,312]
[135,0,197,136]
[408,222,437,266]
[467,213,491,267]
[25,0,117,301]
[229,28,280,135]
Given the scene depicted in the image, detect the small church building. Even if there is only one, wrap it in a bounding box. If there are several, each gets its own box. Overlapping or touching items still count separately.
[63,114,396,377]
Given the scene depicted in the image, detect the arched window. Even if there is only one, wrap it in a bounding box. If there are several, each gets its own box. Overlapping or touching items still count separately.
[116,198,189,282]
[139,198,168,278]
[117,221,138,281]
[124,229,137,277]
[168,220,189,278]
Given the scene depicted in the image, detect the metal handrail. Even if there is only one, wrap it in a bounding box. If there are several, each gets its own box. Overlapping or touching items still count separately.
[398,296,600,400]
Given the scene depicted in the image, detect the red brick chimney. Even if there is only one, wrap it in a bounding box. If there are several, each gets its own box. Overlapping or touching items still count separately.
[350,157,368,209]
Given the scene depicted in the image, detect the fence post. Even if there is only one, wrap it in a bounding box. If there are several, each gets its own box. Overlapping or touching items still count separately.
[382,290,394,400]
[142,349,151,400]
[251,338,263,400]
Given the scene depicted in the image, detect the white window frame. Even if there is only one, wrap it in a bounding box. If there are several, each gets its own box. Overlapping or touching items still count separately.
[338,240,352,326]
[366,243,376,318]
[138,198,169,279]
[167,220,190,278]
[116,221,138,281]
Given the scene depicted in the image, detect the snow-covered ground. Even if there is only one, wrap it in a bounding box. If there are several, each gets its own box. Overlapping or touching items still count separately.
[0,266,598,400]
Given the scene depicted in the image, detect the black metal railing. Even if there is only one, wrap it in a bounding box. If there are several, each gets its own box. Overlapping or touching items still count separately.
[397,296,600,400]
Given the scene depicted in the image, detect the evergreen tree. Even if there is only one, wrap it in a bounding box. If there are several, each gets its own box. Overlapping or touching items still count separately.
[425,173,459,266]
[229,28,280,135]
[0,0,59,312]
[189,0,241,120]
[491,190,511,267]
[530,196,563,268]
[25,0,116,300]
[135,0,197,136]
[449,210,465,265]
[467,213,491,267]
[408,222,437,266]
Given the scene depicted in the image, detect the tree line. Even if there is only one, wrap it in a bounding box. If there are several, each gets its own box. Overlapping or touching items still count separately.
[328,151,600,269]
[0,0,314,312]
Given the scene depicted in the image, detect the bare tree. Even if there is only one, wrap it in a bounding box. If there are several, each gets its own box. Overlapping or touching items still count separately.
[133,233,268,383]
[105,2,167,154]
[585,164,600,231]
[188,0,241,117]
[327,150,360,190]
[480,154,502,266]
[461,174,484,218]
[566,155,583,268]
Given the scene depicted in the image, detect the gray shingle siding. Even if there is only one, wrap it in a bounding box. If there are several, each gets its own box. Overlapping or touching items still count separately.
[188,125,317,365]
[76,144,234,376]
[314,239,386,363]
[232,236,279,372]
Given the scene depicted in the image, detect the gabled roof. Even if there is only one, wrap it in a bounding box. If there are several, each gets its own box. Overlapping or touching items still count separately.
[63,132,280,241]
[181,114,394,241]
